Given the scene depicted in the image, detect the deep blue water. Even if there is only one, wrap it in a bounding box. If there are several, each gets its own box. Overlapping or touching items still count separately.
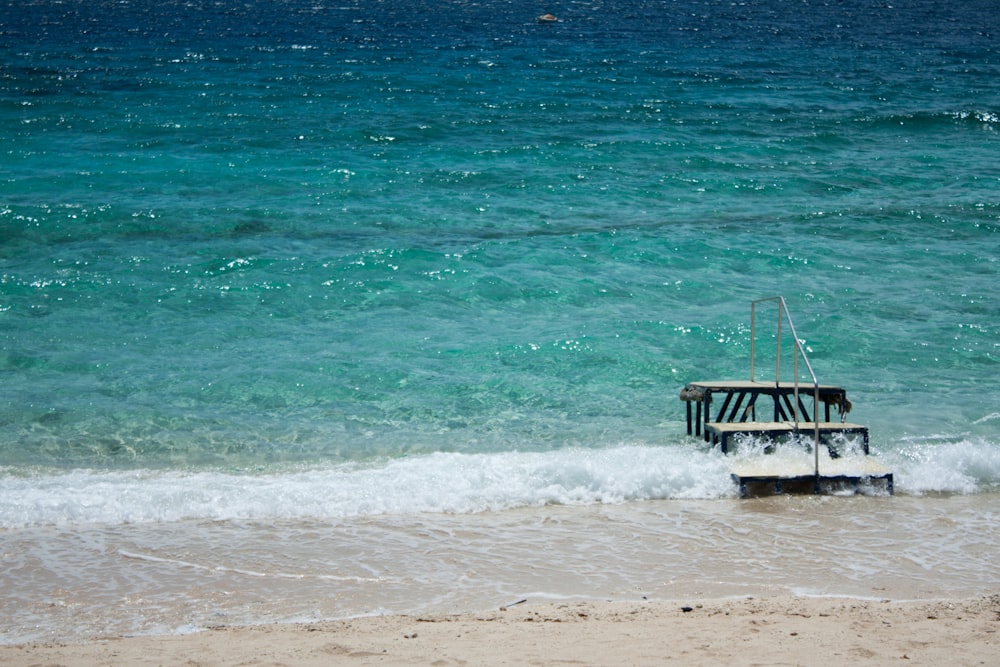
[1,0,999,520]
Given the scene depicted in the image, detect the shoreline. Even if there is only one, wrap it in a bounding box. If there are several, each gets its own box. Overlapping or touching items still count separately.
[4,494,1000,647]
[3,595,997,666]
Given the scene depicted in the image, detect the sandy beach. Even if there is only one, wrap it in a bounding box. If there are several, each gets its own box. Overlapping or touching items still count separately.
[3,595,997,667]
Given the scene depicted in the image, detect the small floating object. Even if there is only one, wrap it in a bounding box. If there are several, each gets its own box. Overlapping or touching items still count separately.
[680,296,893,497]
[537,13,558,23]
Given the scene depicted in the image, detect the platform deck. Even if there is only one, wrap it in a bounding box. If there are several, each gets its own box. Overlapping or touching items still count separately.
[681,380,852,439]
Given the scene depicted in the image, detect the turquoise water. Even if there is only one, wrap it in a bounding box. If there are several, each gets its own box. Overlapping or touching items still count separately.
[1,0,999,642]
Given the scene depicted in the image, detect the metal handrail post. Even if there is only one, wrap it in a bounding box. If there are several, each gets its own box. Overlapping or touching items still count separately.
[775,299,782,386]
[750,296,822,478]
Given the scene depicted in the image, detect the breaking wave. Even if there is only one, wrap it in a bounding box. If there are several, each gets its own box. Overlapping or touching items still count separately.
[2,437,998,528]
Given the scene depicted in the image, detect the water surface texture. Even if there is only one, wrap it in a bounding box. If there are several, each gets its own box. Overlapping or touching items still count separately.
[1,0,998,643]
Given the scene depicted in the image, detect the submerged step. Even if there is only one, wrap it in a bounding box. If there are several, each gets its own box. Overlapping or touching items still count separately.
[730,471,895,497]
[705,421,870,454]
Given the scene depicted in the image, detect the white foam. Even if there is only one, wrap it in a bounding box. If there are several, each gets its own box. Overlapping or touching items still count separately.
[3,437,997,528]
[882,436,1000,495]
[973,412,1000,425]
[0,444,736,528]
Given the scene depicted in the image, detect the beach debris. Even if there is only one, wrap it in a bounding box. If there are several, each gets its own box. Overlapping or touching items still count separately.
[501,599,528,611]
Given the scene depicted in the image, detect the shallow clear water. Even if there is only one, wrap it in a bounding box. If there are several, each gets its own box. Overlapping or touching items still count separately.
[1,0,998,643]
[3,494,998,644]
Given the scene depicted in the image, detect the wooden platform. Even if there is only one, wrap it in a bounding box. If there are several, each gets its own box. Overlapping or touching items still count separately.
[681,298,893,497]
[680,378,891,496]
[705,421,869,454]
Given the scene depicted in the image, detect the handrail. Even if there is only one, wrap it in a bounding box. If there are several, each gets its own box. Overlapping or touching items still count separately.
[750,296,821,478]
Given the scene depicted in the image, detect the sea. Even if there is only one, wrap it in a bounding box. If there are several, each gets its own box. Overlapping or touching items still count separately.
[2,0,999,644]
